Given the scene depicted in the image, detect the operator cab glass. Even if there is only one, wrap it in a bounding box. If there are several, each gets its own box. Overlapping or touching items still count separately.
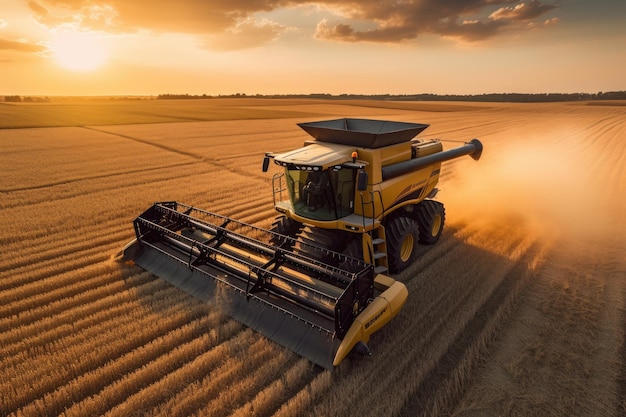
[285,167,356,221]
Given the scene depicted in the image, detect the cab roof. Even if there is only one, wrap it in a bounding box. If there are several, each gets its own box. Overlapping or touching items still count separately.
[273,142,353,171]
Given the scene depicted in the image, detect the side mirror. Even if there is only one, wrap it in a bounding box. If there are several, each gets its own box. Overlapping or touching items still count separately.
[262,156,270,172]
[357,170,368,191]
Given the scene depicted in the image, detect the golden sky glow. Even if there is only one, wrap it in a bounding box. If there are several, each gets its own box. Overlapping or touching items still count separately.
[51,30,107,71]
[1,0,624,95]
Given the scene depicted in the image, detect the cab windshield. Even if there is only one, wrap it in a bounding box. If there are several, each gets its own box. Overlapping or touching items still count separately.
[285,167,356,221]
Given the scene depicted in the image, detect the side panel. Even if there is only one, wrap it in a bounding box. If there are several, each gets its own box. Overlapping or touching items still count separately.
[354,142,411,184]
[354,164,441,219]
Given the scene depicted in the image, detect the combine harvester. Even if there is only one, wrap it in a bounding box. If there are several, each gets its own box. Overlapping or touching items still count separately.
[120,118,482,369]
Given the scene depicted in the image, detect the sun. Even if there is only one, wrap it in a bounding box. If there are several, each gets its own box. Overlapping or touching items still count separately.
[51,31,107,72]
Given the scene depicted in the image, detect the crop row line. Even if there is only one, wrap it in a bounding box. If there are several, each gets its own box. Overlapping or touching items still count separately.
[0,213,128,251]
[60,325,248,417]
[0,221,132,272]
[406,239,553,416]
[111,335,279,417]
[13,312,234,417]
[0,262,128,320]
[2,285,208,413]
[273,369,333,417]
[0,237,135,303]
[191,348,292,417]
[226,358,317,417]
[1,161,222,211]
[0,161,211,210]
[0,161,201,194]
[0,272,156,366]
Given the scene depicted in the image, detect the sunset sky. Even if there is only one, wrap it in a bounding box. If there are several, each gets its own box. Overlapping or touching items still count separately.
[1,0,624,96]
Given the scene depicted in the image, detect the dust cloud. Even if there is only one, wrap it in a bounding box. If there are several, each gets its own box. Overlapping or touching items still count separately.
[442,137,613,241]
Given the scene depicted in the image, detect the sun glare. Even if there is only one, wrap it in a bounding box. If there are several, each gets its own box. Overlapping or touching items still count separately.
[52,31,107,72]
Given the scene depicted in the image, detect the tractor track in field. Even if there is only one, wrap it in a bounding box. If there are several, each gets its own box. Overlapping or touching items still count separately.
[398,240,546,417]
[82,126,205,160]
[83,125,274,184]
[0,161,200,194]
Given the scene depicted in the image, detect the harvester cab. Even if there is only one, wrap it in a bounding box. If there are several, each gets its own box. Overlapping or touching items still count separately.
[263,142,364,222]
[121,118,482,369]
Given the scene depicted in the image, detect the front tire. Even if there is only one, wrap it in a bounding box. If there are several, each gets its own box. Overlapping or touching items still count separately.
[415,200,445,244]
[269,215,302,248]
[338,237,364,272]
[294,226,347,264]
[386,215,419,273]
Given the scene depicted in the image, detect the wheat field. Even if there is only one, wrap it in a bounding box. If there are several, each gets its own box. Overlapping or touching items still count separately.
[1,98,624,416]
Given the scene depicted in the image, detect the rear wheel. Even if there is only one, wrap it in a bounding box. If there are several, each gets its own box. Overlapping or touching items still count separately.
[415,200,445,245]
[386,215,419,273]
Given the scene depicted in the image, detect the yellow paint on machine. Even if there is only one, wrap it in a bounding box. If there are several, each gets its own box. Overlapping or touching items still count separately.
[333,276,408,366]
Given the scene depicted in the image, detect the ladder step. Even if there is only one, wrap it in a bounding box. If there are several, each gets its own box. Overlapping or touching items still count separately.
[374,265,388,274]
[373,252,387,260]
[372,238,385,245]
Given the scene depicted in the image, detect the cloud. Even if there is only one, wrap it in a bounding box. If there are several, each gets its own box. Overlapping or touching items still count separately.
[204,17,291,50]
[526,16,560,30]
[542,17,560,26]
[28,1,48,17]
[0,38,47,53]
[315,18,418,42]
[26,0,560,46]
[438,18,507,42]
[490,0,558,20]
[28,0,281,33]
[313,0,560,43]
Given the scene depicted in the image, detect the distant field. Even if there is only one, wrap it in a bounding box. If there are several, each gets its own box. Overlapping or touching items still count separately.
[0,99,624,416]
[0,97,501,129]
[0,98,328,128]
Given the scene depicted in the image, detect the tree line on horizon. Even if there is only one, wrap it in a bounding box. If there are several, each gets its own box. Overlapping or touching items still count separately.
[2,91,625,103]
[156,91,626,102]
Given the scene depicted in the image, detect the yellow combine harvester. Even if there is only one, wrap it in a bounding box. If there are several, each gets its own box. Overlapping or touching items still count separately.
[120,118,482,369]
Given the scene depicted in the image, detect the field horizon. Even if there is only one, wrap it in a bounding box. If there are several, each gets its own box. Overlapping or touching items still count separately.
[1,99,624,416]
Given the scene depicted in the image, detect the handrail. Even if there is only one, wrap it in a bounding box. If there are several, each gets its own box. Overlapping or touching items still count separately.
[359,189,384,230]
[271,173,287,206]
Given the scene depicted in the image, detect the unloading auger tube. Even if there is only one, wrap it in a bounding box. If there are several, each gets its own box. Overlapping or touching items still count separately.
[381,138,482,180]
[119,202,408,369]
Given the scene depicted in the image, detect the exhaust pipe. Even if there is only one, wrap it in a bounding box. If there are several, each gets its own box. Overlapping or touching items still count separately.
[381,139,483,181]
